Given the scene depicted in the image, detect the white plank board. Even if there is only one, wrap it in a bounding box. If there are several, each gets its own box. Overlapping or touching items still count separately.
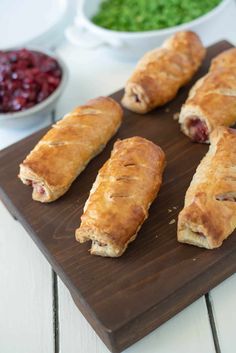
[210,274,236,353]
[58,278,215,353]
[0,202,54,353]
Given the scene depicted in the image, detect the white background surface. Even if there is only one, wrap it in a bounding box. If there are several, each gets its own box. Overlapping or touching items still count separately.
[1,1,236,352]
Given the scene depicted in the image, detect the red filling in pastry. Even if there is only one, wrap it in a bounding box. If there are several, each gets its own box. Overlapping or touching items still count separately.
[187,117,208,143]
[25,179,32,186]
[26,179,45,195]
[32,182,45,195]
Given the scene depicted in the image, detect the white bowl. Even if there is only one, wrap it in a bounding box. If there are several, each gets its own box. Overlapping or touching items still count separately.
[0,48,68,128]
[66,0,232,60]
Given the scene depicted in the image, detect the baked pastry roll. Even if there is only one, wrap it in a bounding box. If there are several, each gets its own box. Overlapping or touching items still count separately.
[76,136,165,257]
[178,127,236,249]
[19,97,123,202]
[179,48,236,143]
[121,31,205,114]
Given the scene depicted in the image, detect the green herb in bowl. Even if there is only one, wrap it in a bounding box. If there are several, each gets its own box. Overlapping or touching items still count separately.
[92,0,222,32]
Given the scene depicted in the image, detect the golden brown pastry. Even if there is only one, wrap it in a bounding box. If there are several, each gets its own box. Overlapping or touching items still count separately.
[19,97,123,202]
[178,127,236,249]
[76,136,166,257]
[121,31,205,114]
[179,48,236,143]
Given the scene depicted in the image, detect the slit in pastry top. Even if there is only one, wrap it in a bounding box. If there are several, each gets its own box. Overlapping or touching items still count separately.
[121,31,205,114]
[215,192,236,202]
[76,136,166,257]
[179,48,236,143]
[18,97,123,202]
[178,127,236,249]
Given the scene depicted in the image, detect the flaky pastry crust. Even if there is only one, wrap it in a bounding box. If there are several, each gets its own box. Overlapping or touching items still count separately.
[178,127,236,249]
[179,48,236,143]
[18,97,123,202]
[121,31,205,113]
[76,136,166,257]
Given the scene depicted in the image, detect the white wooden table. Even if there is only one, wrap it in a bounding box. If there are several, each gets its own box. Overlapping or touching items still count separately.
[1,2,236,352]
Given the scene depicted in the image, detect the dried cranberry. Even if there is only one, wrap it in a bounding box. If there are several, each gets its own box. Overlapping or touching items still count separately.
[37,87,50,103]
[54,69,62,78]
[47,76,60,87]
[11,96,27,111]
[2,95,11,111]
[0,64,11,75]
[26,90,37,102]
[16,60,29,70]
[0,54,8,65]
[41,58,58,72]
[11,80,22,91]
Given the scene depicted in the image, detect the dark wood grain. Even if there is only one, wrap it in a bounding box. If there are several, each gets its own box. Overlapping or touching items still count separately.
[0,41,236,353]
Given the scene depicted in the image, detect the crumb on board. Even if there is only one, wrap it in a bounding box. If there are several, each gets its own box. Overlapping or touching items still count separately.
[168,206,178,213]
[165,107,170,113]
[155,235,159,238]
[192,258,197,261]
[169,219,176,225]
[173,113,179,121]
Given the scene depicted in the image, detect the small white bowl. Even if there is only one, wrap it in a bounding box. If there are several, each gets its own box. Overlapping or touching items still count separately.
[66,0,232,60]
[0,48,68,128]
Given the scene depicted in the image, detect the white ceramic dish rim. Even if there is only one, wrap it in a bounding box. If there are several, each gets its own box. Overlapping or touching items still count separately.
[81,0,230,38]
[0,48,68,121]
[1,0,72,50]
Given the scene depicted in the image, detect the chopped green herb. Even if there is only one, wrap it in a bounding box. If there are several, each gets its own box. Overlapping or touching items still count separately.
[92,0,222,32]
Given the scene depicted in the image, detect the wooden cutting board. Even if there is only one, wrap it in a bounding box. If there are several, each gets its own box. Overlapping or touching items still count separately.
[0,41,236,353]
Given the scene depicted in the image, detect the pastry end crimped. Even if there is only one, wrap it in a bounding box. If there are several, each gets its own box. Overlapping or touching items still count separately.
[177,203,223,250]
[18,164,64,203]
[76,136,166,257]
[177,195,234,250]
[76,226,134,257]
[121,83,150,114]
[177,126,236,249]
[179,48,236,143]
[122,31,205,114]
[178,228,213,249]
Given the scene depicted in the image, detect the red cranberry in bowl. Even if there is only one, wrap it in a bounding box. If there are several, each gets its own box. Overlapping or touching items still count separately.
[0,49,62,113]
